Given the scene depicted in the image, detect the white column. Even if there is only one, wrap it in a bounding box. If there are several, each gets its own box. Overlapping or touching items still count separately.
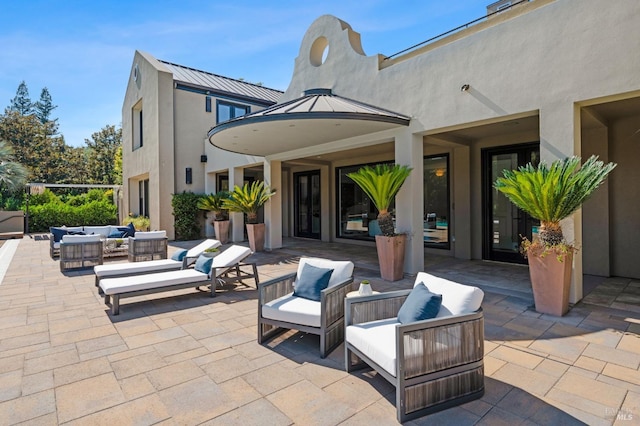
[264,159,282,250]
[229,167,245,242]
[395,129,424,274]
[540,102,582,303]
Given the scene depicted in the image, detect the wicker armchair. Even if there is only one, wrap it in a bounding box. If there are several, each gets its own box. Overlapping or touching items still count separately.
[258,258,355,358]
[127,231,168,262]
[345,273,485,422]
[59,234,104,272]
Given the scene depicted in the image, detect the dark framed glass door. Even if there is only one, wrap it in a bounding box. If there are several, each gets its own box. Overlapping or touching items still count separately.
[294,170,321,239]
[482,143,539,263]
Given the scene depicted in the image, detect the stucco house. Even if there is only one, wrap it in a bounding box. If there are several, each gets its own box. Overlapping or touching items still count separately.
[121,51,282,239]
[204,0,640,304]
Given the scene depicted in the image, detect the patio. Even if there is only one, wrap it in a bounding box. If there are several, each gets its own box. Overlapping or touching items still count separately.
[0,235,638,425]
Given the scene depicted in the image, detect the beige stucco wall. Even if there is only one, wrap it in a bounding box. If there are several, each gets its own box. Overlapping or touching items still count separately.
[253,0,640,295]
[122,51,175,237]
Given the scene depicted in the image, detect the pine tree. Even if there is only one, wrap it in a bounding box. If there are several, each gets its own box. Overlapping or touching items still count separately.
[34,87,58,134]
[9,81,34,115]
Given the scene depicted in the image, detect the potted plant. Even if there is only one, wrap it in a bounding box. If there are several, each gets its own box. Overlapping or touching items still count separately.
[495,155,615,316]
[202,247,220,257]
[198,191,230,243]
[223,181,276,252]
[347,164,412,281]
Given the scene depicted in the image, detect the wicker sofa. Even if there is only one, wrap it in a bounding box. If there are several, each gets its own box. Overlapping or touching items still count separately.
[50,224,135,259]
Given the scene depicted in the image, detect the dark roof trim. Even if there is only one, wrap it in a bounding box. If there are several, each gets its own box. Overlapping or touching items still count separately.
[175,83,277,107]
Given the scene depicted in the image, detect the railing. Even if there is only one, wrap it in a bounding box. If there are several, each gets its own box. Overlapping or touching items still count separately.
[383,0,533,61]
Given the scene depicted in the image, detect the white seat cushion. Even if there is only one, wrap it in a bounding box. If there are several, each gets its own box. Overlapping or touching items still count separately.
[414,272,484,317]
[132,231,166,240]
[295,258,354,288]
[94,259,182,278]
[262,293,322,327]
[346,319,399,376]
[83,226,115,238]
[61,234,102,243]
[99,269,208,295]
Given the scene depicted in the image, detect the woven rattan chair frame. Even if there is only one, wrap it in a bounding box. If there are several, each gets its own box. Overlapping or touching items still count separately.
[258,272,354,358]
[127,237,168,262]
[345,290,484,422]
[59,240,104,272]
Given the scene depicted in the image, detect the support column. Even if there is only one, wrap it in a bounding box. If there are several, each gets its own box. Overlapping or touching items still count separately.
[264,159,282,250]
[229,167,245,243]
[540,102,582,303]
[395,129,424,275]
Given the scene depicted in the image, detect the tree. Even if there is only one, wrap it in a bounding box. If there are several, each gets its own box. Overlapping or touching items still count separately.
[34,87,59,135]
[9,81,33,116]
[84,124,122,185]
[0,140,28,192]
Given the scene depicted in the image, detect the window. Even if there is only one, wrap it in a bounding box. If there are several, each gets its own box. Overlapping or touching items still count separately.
[132,100,143,149]
[139,179,149,218]
[424,155,450,249]
[336,161,394,240]
[216,101,249,124]
[205,96,212,113]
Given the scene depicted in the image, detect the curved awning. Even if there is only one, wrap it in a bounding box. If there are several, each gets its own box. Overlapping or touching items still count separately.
[207,88,411,156]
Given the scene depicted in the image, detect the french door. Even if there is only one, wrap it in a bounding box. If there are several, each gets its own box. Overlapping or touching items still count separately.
[483,144,539,263]
[294,170,321,239]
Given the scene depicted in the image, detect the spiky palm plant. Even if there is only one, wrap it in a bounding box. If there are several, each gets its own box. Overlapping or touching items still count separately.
[0,140,28,192]
[347,164,412,236]
[197,191,230,221]
[223,181,275,224]
[494,155,615,248]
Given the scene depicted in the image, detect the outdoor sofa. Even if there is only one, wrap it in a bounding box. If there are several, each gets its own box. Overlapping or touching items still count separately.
[50,223,136,258]
[344,272,485,422]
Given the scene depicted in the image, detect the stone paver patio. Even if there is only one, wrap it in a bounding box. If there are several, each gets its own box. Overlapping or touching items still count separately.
[0,235,638,425]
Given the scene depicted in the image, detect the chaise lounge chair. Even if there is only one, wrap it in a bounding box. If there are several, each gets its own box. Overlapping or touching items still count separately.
[99,245,258,315]
[94,239,221,287]
[344,272,485,422]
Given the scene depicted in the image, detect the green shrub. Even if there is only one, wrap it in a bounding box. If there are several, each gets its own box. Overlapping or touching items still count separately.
[172,191,203,241]
[123,214,150,231]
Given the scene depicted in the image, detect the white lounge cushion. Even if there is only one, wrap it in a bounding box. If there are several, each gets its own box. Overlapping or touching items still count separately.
[94,259,182,278]
[132,231,166,240]
[295,258,354,288]
[186,239,221,259]
[99,269,208,295]
[414,272,484,317]
[61,234,102,243]
[346,319,399,376]
[209,245,252,273]
[62,226,84,233]
[83,226,115,237]
[262,293,322,327]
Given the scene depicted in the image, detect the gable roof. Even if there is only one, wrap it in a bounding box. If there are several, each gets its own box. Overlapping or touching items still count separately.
[159,60,283,105]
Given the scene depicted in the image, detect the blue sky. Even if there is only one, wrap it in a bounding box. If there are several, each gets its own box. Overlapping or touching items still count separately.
[0,1,487,147]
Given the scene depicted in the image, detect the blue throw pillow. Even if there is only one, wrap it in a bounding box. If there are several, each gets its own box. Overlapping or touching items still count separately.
[194,255,213,275]
[293,263,334,302]
[68,230,86,235]
[397,283,442,324]
[108,230,126,238]
[50,227,67,242]
[116,226,131,237]
[171,249,188,262]
[127,222,136,237]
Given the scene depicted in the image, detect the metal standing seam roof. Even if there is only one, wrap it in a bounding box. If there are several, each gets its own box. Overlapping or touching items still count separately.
[159,60,283,104]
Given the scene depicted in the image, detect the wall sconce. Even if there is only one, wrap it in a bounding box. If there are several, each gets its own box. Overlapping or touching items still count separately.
[186,167,192,184]
[200,155,207,163]
[434,168,445,177]
[460,84,470,92]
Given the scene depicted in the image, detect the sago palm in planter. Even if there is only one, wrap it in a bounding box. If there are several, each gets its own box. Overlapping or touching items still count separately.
[347,164,412,281]
[198,191,230,243]
[494,155,615,316]
[223,181,275,252]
